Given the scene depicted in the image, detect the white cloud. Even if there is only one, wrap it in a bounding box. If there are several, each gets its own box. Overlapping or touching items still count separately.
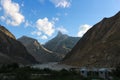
[0,16,5,21]
[31,31,48,40]
[36,17,55,36]
[57,26,68,33]
[77,24,92,37]
[31,31,41,36]
[0,0,25,26]
[41,35,48,40]
[25,21,30,27]
[25,20,33,27]
[50,0,71,8]
[32,17,55,40]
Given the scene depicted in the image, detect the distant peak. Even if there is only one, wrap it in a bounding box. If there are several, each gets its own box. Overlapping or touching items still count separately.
[21,35,27,38]
[57,31,63,37]
[57,31,63,35]
[20,36,30,39]
[56,31,69,38]
[19,36,36,41]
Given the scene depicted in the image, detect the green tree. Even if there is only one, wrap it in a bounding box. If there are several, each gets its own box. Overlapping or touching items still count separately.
[113,63,120,78]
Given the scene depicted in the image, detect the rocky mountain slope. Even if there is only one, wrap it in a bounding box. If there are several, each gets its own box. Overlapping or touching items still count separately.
[44,31,80,58]
[0,25,37,64]
[18,36,61,63]
[63,11,120,68]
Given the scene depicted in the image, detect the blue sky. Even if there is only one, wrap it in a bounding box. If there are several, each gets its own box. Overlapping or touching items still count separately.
[0,0,120,44]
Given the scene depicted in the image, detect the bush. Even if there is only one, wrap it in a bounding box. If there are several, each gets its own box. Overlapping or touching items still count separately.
[113,63,120,78]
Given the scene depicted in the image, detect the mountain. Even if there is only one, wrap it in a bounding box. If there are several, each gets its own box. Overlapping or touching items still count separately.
[0,25,37,64]
[44,31,80,58]
[63,11,120,68]
[18,36,61,63]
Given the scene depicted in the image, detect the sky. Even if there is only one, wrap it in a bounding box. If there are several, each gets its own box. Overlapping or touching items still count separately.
[0,0,120,44]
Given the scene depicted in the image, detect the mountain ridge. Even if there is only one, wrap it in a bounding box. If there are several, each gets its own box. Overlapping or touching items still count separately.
[0,25,37,64]
[44,31,80,58]
[18,36,61,63]
[63,11,120,68]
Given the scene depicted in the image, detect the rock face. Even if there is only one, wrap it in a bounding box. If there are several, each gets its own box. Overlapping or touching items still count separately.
[44,31,80,58]
[0,25,37,64]
[0,26,16,39]
[63,11,120,68]
[18,36,61,63]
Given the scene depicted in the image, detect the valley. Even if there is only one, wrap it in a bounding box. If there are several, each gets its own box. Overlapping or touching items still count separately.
[0,0,120,79]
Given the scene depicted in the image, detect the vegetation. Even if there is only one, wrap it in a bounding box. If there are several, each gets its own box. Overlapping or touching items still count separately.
[112,63,120,80]
[0,63,120,80]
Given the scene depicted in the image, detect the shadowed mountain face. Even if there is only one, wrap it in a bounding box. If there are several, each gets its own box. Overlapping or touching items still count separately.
[18,36,61,63]
[0,25,37,64]
[63,11,120,68]
[44,31,80,58]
